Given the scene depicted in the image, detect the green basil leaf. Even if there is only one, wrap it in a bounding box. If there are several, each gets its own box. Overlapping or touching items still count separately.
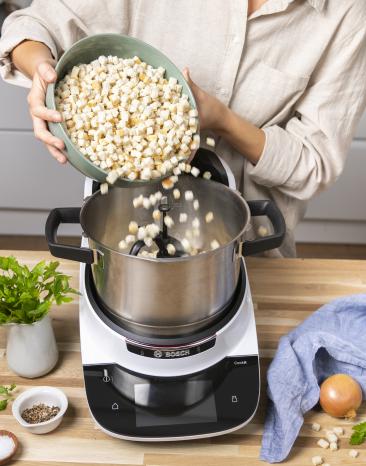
[352,421,366,433]
[0,386,9,395]
[0,399,8,410]
[350,431,366,445]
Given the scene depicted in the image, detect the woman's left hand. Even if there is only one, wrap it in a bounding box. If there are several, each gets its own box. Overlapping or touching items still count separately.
[183,68,228,132]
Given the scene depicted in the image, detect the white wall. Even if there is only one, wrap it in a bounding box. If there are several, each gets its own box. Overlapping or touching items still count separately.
[0,79,84,237]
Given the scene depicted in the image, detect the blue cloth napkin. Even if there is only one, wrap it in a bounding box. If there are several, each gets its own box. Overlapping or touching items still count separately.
[260,294,366,463]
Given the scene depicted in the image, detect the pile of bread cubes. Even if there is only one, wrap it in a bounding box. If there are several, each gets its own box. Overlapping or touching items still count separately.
[55,55,200,183]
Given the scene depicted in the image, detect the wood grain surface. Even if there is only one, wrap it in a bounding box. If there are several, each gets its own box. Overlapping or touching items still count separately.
[0,251,365,465]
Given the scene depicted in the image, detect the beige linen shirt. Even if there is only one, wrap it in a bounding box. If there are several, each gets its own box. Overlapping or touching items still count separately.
[1,0,366,256]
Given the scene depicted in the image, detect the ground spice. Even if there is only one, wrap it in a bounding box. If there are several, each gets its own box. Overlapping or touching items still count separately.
[21,403,60,424]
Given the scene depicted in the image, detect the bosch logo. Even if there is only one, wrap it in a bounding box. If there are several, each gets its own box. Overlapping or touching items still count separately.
[165,349,190,358]
[153,349,191,358]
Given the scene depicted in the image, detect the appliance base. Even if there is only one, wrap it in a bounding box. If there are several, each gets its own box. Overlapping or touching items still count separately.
[80,258,260,441]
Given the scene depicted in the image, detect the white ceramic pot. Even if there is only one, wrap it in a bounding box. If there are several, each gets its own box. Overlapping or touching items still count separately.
[6,315,58,378]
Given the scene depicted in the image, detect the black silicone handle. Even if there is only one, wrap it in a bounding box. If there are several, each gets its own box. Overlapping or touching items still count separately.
[45,207,94,264]
[244,200,286,256]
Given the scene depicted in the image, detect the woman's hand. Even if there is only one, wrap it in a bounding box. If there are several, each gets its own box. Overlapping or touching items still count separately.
[11,40,66,163]
[27,61,66,163]
[183,68,228,132]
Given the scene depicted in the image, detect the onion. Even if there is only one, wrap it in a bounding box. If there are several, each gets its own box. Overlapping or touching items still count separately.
[319,374,363,418]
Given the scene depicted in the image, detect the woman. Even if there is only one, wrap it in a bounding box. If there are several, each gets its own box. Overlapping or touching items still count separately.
[1,0,365,256]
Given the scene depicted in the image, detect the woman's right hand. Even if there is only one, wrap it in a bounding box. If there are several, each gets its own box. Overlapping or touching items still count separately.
[27,61,67,163]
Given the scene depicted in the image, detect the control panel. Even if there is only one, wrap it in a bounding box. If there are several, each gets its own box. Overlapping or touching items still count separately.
[83,355,259,439]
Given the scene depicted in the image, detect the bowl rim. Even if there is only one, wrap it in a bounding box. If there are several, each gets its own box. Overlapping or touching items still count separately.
[46,33,199,185]
[11,386,68,428]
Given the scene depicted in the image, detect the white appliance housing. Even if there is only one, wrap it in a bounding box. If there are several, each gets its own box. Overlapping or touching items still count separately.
[78,160,260,441]
[79,257,260,441]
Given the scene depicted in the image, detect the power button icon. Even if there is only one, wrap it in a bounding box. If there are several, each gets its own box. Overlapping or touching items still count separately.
[103,369,111,383]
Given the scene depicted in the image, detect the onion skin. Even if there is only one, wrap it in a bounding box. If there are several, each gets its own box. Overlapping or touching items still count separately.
[319,374,363,419]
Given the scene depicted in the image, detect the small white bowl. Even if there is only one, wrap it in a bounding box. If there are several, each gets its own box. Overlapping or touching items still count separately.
[12,386,68,434]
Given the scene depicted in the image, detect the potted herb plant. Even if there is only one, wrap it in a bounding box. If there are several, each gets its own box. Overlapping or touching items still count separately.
[0,256,78,378]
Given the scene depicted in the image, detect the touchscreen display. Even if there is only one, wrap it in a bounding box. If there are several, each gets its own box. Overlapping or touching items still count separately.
[134,381,217,428]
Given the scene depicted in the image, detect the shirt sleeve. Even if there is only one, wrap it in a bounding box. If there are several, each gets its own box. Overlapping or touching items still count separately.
[0,0,88,87]
[246,9,366,202]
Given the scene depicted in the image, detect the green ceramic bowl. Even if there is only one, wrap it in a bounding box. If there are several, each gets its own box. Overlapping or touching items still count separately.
[46,33,198,187]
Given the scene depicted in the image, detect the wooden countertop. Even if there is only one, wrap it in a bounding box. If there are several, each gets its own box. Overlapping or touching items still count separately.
[1,251,366,465]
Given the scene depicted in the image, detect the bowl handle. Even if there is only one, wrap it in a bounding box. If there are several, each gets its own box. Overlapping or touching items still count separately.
[45,207,94,264]
[243,200,286,256]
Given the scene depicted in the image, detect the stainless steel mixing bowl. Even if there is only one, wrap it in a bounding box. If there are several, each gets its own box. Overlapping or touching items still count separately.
[46,175,285,336]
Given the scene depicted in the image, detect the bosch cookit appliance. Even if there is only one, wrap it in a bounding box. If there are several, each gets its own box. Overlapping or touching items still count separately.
[45,151,285,441]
